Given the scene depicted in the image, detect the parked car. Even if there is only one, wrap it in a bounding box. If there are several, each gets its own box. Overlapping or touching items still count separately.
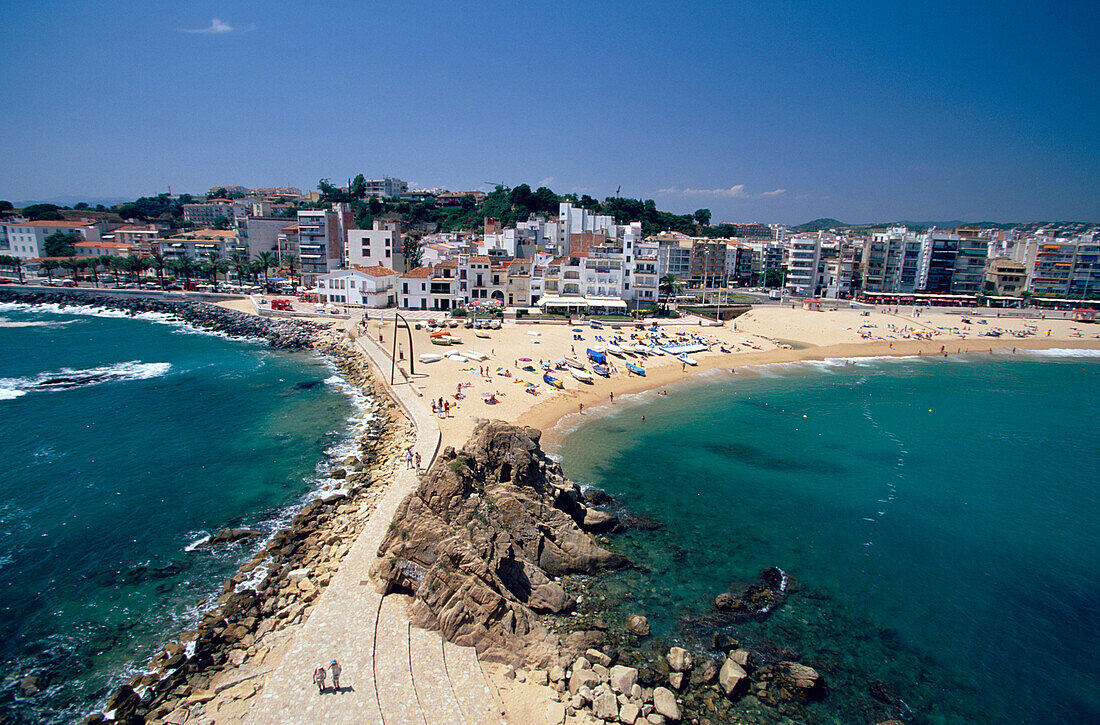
[62,279,77,287]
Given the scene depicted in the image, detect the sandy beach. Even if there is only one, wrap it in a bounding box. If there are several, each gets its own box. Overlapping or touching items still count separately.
[358,305,1100,452]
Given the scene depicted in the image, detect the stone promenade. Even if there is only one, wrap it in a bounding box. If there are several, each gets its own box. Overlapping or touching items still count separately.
[247,331,503,724]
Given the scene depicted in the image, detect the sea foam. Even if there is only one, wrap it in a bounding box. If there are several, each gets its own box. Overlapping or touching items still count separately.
[0,361,172,400]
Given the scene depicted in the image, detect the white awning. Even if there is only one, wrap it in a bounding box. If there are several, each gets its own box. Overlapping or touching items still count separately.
[586,296,628,309]
[539,295,589,308]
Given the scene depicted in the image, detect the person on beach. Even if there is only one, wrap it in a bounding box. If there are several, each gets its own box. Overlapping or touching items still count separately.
[405,447,413,469]
[314,664,327,694]
[415,451,421,471]
[609,392,614,403]
[330,659,342,690]
[579,403,584,414]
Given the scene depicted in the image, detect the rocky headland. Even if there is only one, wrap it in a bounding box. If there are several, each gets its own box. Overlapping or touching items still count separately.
[0,288,319,349]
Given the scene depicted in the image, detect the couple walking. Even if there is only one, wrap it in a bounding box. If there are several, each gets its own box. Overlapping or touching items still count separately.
[313,659,343,694]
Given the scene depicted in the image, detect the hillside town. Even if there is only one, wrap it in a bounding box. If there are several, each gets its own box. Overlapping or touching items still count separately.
[2,179,1097,311]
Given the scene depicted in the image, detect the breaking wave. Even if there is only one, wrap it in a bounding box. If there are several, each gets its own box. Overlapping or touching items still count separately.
[0,361,172,400]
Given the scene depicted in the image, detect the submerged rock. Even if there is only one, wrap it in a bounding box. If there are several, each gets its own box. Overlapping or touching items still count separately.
[713,567,788,620]
[626,614,650,636]
[199,528,262,547]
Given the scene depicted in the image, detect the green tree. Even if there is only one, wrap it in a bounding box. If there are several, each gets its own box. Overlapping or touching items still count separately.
[108,256,127,286]
[208,188,228,200]
[693,208,712,226]
[281,254,299,287]
[763,268,786,289]
[168,257,195,289]
[98,255,116,286]
[43,231,79,257]
[40,258,60,282]
[0,201,13,212]
[402,237,423,271]
[0,255,25,282]
[128,255,151,285]
[22,204,64,221]
[255,251,275,284]
[248,260,263,284]
[230,252,250,286]
[658,274,683,314]
[60,257,81,282]
[350,174,367,200]
[150,253,167,289]
[204,251,227,284]
[211,215,231,230]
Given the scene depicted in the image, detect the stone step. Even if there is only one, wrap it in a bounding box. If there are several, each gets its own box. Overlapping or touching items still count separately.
[374,594,425,725]
[443,639,505,725]
[408,625,465,725]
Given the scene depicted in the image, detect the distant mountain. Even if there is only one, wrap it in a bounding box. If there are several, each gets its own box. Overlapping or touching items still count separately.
[790,218,846,232]
[10,196,133,208]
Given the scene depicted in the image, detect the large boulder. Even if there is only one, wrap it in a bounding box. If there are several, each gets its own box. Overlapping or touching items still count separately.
[718,657,748,698]
[626,614,650,636]
[371,422,628,667]
[610,665,638,694]
[666,647,692,672]
[776,661,825,702]
[200,528,262,547]
[652,687,681,722]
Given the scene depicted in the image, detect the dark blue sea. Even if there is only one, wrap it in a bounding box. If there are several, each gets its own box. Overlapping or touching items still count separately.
[0,302,362,722]
[557,352,1100,724]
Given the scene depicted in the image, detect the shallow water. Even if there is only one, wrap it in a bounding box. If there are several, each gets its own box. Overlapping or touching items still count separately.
[0,304,359,722]
[558,353,1100,724]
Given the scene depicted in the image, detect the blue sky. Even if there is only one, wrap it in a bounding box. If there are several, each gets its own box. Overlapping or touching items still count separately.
[2,1,1097,224]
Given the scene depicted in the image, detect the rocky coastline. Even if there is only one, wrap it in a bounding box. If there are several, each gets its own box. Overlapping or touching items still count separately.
[0,289,319,350]
[27,307,415,723]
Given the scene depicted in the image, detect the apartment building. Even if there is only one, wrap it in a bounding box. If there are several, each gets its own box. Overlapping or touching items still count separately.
[1015,235,1100,297]
[346,221,403,271]
[2,220,107,259]
[182,201,235,226]
[984,258,1028,295]
[362,178,408,199]
[861,227,922,293]
[297,204,353,282]
[159,229,240,260]
[399,267,433,310]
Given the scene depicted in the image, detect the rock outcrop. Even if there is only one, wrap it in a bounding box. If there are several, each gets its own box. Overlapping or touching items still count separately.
[372,420,628,666]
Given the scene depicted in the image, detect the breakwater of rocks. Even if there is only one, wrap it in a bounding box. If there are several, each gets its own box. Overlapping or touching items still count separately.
[0,289,319,350]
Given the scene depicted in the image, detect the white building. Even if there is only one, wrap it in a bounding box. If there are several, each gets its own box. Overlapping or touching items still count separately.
[398,267,433,310]
[557,202,615,252]
[346,221,403,271]
[2,220,106,259]
[316,266,398,307]
[785,236,822,296]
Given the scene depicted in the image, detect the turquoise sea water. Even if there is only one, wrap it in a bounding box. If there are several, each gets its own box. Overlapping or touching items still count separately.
[557,353,1100,724]
[0,303,358,722]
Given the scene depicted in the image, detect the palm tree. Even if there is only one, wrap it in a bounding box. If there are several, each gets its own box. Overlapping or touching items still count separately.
[109,256,128,286]
[658,274,683,315]
[168,257,195,290]
[282,253,299,288]
[40,258,60,282]
[255,251,275,285]
[129,256,151,286]
[151,253,167,289]
[0,255,24,283]
[229,252,249,288]
[204,251,228,285]
[97,255,116,287]
[60,257,80,283]
[73,258,90,283]
[248,260,263,285]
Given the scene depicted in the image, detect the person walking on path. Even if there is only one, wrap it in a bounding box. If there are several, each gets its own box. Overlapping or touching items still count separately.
[404,447,413,470]
[414,451,422,471]
[330,659,342,691]
[313,664,327,694]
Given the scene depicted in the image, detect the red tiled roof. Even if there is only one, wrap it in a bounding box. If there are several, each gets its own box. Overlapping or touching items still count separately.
[468,255,491,263]
[352,265,398,277]
[401,266,433,278]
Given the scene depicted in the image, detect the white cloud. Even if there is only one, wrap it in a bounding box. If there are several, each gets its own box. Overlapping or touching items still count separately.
[179,18,237,34]
[538,176,554,187]
[658,185,787,200]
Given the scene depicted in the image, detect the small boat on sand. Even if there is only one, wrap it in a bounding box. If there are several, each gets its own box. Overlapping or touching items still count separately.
[678,354,698,366]
[587,348,607,364]
[570,368,594,383]
[606,343,626,356]
[418,353,442,363]
[562,356,585,369]
[591,364,610,377]
[445,353,467,362]
[543,372,564,389]
[490,319,502,329]
[430,336,451,346]
[463,350,488,361]
[474,330,491,339]
[626,362,646,376]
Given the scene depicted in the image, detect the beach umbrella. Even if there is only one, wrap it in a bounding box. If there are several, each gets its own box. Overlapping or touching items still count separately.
[519,357,532,361]
[572,328,583,332]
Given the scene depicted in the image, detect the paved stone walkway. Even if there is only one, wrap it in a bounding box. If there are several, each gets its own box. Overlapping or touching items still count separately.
[248,332,500,724]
